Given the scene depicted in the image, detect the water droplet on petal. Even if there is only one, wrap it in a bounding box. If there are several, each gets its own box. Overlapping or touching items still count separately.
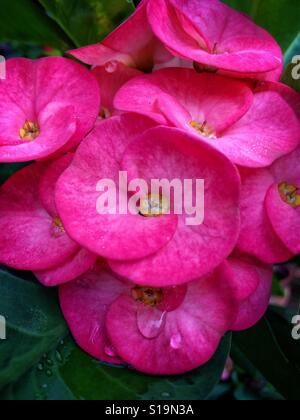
[105,60,118,73]
[170,333,183,350]
[137,305,166,339]
[89,323,101,344]
[104,344,118,358]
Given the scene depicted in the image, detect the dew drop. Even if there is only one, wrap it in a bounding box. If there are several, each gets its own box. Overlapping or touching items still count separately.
[137,305,166,339]
[89,323,101,344]
[46,359,53,367]
[170,333,183,350]
[46,369,53,377]
[55,350,63,364]
[105,60,118,73]
[104,344,118,358]
[161,392,171,398]
[37,363,44,372]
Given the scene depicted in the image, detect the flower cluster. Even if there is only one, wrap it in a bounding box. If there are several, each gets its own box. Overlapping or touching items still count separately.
[0,0,299,375]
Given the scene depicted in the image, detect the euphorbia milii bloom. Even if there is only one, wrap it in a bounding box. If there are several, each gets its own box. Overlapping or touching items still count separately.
[56,114,240,286]
[60,260,239,375]
[69,0,165,72]
[0,156,96,285]
[238,146,300,264]
[115,69,300,168]
[0,57,100,162]
[147,0,283,80]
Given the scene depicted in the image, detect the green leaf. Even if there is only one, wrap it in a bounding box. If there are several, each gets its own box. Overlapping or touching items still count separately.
[0,270,67,390]
[0,336,75,400]
[0,163,30,186]
[0,268,231,399]
[284,32,300,65]
[60,333,232,401]
[232,308,300,400]
[0,0,71,50]
[272,276,285,298]
[224,0,300,53]
[38,0,134,48]
[3,332,231,400]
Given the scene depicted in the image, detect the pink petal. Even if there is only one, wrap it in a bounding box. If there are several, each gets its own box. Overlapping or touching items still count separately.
[59,262,130,364]
[39,154,73,217]
[0,106,77,162]
[34,57,100,147]
[147,0,282,77]
[55,115,177,261]
[257,81,300,120]
[231,260,272,331]
[265,184,300,254]
[109,127,240,286]
[237,168,293,263]
[106,263,238,375]
[227,256,260,302]
[35,248,98,287]
[92,62,141,114]
[268,147,300,253]
[218,86,300,167]
[69,1,158,71]
[115,68,253,134]
[0,58,35,146]
[0,58,100,162]
[0,163,79,270]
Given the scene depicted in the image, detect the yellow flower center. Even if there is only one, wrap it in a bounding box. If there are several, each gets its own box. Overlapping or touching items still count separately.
[52,217,65,236]
[132,286,163,307]
[278,182,300,208]
[19,121,40,141]
[139,193,170,217]
[189,120,216,138]
[99,107,111,119]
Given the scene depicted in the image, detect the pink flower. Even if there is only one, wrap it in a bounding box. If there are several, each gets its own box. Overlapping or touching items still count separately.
[114,69,300,167]
[60,253,273,375]
[0,57,100,162]
[59,260,239,375]
[56,115,240,286]
[69,0,164,72]
[0,156,96,285]
[147,0,283,80]
[238,145,300,263]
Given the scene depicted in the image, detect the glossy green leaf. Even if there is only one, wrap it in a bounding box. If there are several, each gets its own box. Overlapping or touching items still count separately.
[272,276,285,298]
[60,334,232,401]
[0,0,71,50]
[0,163,30,186]
[38,0,134,48]
[224,0,300,53]
[232,308,300,400]
[0,270,67,390]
